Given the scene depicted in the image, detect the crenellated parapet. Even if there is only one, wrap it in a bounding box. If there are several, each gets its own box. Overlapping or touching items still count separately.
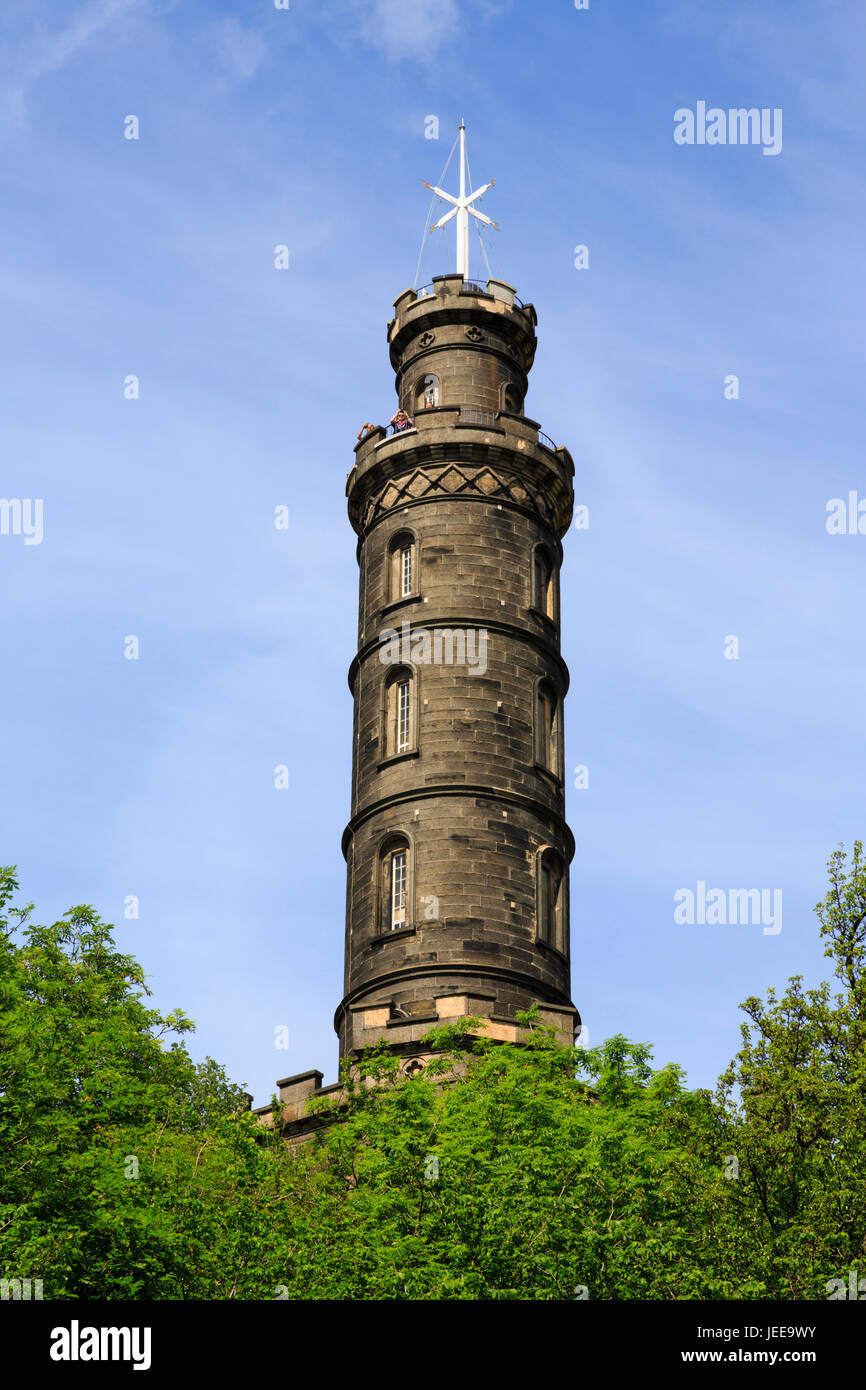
[388,274,538,405]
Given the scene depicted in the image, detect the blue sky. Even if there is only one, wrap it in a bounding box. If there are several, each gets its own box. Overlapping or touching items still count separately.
[1,0,864,1102]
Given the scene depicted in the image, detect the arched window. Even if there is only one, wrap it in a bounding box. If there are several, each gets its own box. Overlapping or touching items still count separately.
[384,666,415,757]
[532,545,556,621]
[387,530,417,603]
[416,373,440,411]
[500,382,522,414]
[538,848,564,947]
[379,836,411,933]
[535,678,560,776]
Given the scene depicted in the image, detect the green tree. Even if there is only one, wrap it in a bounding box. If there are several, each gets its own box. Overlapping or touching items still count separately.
[284,1021,706,1299]
[0,866,277,1298]
[675,841,866,1298]
[3,846,866,1301]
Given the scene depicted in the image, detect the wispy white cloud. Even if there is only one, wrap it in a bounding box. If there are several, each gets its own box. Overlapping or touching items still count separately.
[350,0,461,62]
[204,16,271,85]
[3,0,138,118]
[660,0,866,137]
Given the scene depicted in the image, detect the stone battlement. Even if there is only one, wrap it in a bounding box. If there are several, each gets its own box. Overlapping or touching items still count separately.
[250,995,579,1140]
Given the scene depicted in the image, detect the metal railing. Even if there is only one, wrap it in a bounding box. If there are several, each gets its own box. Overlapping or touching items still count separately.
[413,281,525,309]
[414,280,489,299]
[371,411,553,446]
[459,406,497,426]
[384,408,496,432]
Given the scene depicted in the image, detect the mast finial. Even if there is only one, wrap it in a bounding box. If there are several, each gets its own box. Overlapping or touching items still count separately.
[426,123,496,280]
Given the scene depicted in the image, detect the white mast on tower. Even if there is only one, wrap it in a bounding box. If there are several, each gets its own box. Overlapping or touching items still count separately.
[424,123,497,280]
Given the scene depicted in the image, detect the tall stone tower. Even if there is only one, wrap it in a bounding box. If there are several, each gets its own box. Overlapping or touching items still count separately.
[255,137,580,1130]
[336,267,580,1065]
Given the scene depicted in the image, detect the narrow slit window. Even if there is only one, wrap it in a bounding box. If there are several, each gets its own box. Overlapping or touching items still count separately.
[397,678,411,752]
[388,532,417,603]
[533,547,555,620]
[501,383,522,414]
[417,373,439,410]
[389,849,407,930]
[400,545,413,598]
[538,849,563,946]
[536,680,559,774]
[385,669,415,758]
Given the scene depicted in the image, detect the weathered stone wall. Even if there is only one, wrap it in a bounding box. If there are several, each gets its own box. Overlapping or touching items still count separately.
[337,276,579,1059]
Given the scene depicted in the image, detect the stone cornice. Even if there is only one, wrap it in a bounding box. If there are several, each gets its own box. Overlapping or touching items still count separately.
[341,784,576,861]
[347,423,574,539]
[334,960,574,1033]
[347,615,570,695]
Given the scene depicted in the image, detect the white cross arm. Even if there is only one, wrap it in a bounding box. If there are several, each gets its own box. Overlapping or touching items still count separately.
[424,182,459,208]
[422,130,497,277]
[432,205,459,230]
[468,205,496,228]
[467,180,495,204]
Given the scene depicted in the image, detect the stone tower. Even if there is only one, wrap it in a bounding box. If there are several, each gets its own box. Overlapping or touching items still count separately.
[334,271,580,1066]
[252,142,582,1131]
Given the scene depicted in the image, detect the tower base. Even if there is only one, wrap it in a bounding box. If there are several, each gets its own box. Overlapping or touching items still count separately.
[251,991,580,1142]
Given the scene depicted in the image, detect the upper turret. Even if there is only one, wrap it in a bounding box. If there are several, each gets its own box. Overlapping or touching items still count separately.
[388,274,537,418]
[346,274,574,546]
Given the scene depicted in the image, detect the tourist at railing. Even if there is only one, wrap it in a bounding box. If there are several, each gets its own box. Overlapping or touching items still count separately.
[359,408,554,447]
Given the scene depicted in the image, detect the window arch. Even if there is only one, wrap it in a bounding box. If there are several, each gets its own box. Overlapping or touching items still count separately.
[416,372,440,411]
[379,835,412,934]
[387,530,417,603]
[531,545,557,621]
[537,847,564,948]
[383,665,416,758]
[500,382,522,414]
[534,678,561,777]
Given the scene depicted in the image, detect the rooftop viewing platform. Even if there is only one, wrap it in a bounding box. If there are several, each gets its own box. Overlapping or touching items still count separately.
[346,403,575,540]
[413,276,525,309]
[350,404,571,468]
[388,272,537,349]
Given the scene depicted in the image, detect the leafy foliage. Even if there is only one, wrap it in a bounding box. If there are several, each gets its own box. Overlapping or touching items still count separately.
[2,848,865,1300]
